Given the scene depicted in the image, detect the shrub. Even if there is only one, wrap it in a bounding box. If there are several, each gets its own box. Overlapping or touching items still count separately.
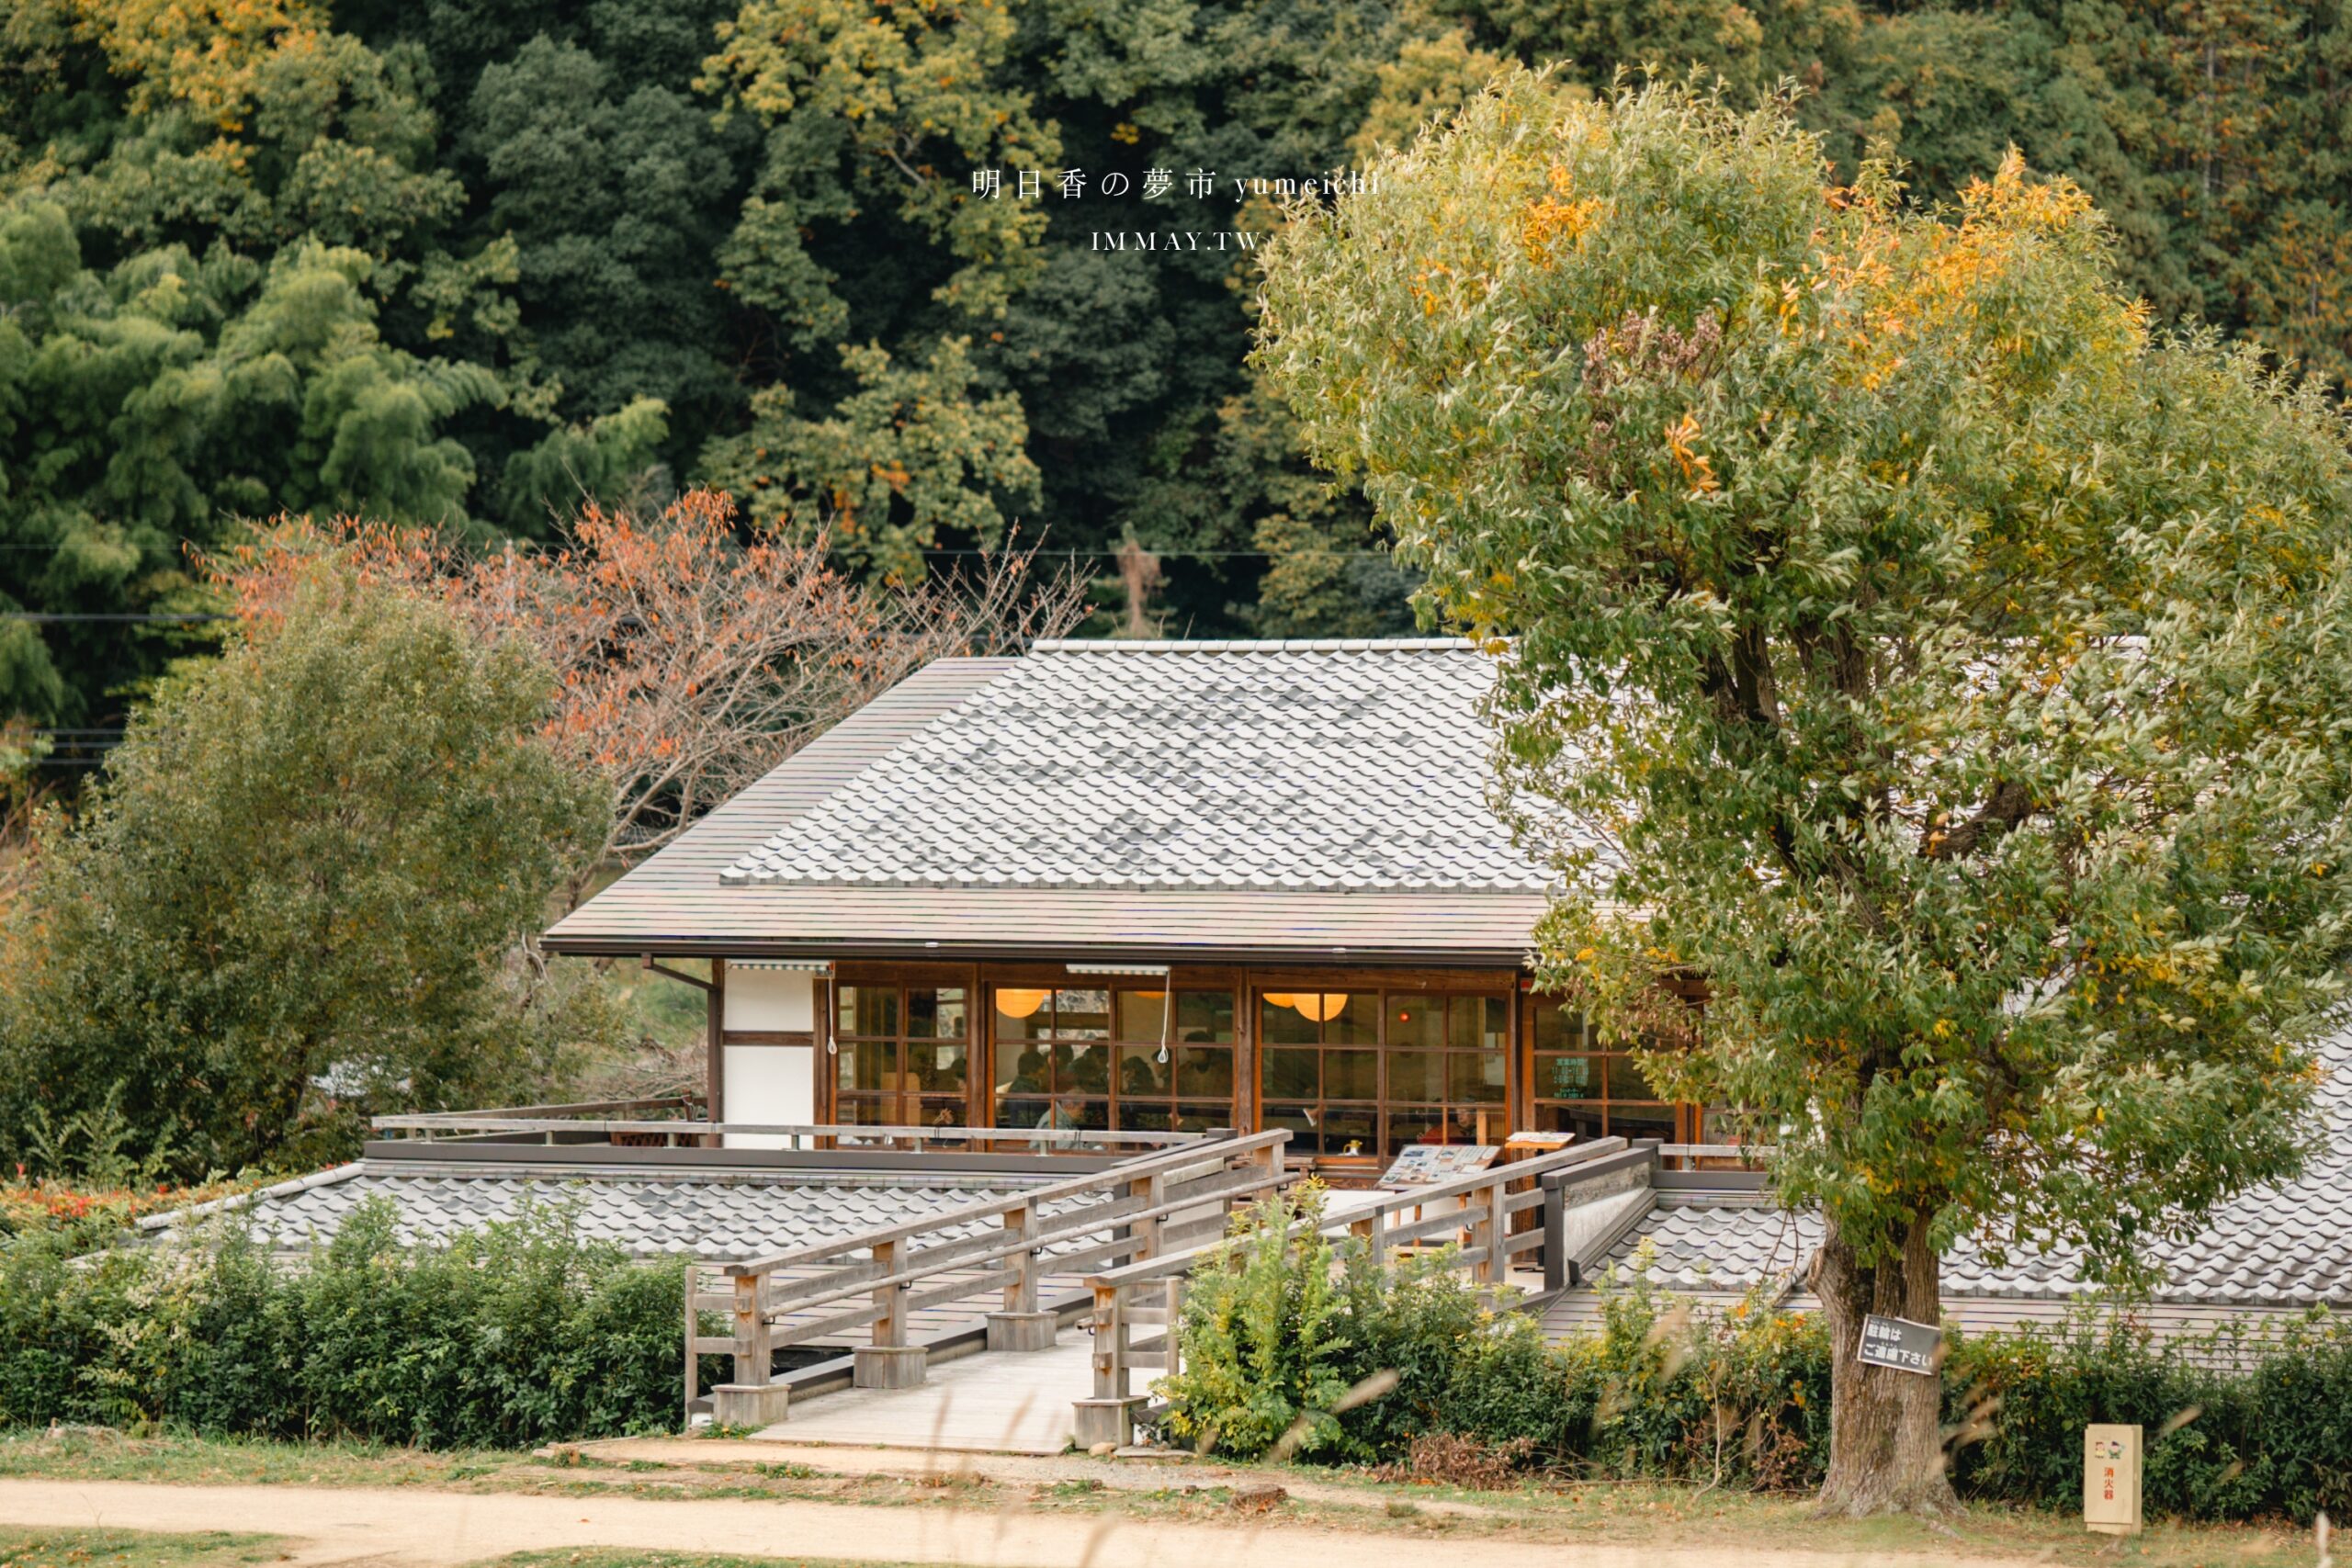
[1153,1201,2352,1526]
[1156,1185,1353,1459]
[1945,1313,2352,1525]
[0,1196,702,1446]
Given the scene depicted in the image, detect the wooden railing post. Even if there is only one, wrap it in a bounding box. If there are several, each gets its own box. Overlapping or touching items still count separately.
[1470,1172,1507,1285]
[986,1197,1057,1352]
[710,1267,789,1428]
[1162,1276,1186,1384]
[683,1261,700,1427]
[1073,1280,1139,1450]
[856,1236,927,1388]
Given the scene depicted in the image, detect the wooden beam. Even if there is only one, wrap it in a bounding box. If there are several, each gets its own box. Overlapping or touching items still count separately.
[707,958,726,1128]
[645,955,716,992]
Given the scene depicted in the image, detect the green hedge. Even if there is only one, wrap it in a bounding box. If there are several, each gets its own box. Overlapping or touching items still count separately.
[1157,1189,2352,1523]
[0,1197,699,1446]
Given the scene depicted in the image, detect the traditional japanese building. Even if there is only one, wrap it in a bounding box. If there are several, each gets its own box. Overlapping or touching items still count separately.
[157,636,2352,1357]
[540,637,1702,1171]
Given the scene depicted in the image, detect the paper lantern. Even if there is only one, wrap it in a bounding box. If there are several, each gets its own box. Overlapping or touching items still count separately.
[994,987,1049,1020]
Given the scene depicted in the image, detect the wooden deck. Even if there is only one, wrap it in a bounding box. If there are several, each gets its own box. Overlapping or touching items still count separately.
[754,1331,1091,1455]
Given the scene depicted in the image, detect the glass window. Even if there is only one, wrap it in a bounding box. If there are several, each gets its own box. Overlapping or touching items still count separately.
[834,983,971,1126]
[1529,999,1679,1147]
[1325,1049,1378,1100]
[1174,1047,1233,1098]
[1386,1049,1444,1102]
[1451,1052,1507,1103]
[1266,1048,1318,1099]
[1604,1055,1653,1101]
[1115,989,1167,1042]
[909,987,967,1040]
[1261,997,1318,1044]
[1055,988,1111,1037]
[993,987,1053,1040]
[838,985,899,1038]
[1000,983,1236,1134]
[1177,990,1235,1043]
[1260,988,1514,1158]
[1387,998,1444,1051]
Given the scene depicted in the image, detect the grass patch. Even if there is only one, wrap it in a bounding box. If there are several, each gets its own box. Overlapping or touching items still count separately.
[0,1429,2324,1567]
[0,1528,281,1566]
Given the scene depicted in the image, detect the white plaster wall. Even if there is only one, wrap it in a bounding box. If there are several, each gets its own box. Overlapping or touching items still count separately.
[721,1044,814,1149]
[725,968,815,1032]
[721,969,816,1149]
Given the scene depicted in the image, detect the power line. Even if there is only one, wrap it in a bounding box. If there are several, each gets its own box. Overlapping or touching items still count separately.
[0,614,230,624]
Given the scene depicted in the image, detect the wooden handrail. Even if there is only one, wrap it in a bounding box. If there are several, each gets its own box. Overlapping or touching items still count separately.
[699,1129,1294,1422]
[724,1130,1290,1277]
[1084,1136,1631,1291]
[372,1112,1203,1147]
[1067,1137,1645,1449]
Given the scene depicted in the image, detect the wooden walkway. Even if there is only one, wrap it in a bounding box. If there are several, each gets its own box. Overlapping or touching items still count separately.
[753,1331,1092,1455]
[752,1263,1090,1352]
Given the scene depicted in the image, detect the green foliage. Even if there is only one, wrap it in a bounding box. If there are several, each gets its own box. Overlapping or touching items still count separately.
[1261,66,2352,1325]
[1160,1207,2352,1524]
[3,0,2342,726]
[0,1197,699,1446]
[1157,1185,1352,1458]
[0,574,613,1178]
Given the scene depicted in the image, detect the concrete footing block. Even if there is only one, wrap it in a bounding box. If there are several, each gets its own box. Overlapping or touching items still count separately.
[711,1382,790,1428]
[854,1344,929,1389]
[1071,1395,1147,1450]
[984,1310,1059,1352]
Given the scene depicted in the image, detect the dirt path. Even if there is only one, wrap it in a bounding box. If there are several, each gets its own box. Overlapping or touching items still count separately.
[556,1436,1517,1519]
[0,1476,2055,1568]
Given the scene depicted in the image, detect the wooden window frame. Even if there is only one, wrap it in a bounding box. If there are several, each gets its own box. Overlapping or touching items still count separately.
[830,977,977,1128]
[985,980,1238,1134]
[1255,987,1512,1162]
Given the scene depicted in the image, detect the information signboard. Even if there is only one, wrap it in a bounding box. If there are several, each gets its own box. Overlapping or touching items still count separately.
[1855,1314,1940,1375]
[1375,1143,1499,1189]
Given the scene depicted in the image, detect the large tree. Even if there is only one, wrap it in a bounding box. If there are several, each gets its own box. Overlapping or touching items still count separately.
[0,569,611,1176]
[1258,74,2352,1512]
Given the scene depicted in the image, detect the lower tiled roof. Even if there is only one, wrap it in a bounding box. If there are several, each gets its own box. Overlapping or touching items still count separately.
[142,1163,1103,1261]
[1603,1029,2352,1311]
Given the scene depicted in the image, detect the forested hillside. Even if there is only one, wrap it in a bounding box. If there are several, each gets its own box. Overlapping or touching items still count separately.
[1,0,2344,732]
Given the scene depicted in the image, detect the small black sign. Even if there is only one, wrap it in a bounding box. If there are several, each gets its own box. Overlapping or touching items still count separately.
[1856,1314,1941,1375]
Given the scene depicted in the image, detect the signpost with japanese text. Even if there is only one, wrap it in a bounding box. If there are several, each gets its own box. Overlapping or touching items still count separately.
[1855,1314,1940,1376]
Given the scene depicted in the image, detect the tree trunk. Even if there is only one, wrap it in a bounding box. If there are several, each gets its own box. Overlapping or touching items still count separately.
[1811,1214,1958,1516]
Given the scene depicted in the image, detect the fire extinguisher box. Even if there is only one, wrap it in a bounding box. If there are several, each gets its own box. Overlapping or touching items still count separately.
[2083,1423,2143,1536]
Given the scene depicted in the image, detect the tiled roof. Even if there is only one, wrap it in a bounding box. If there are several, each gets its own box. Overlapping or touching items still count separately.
[142,1164,1102,1261]
[720,640,1554,895]
[1601,1029,2352,1310]
[544,641,1558,961]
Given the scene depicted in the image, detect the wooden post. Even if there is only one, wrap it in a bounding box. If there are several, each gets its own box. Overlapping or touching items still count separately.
[710,1267,789,1428]
[1162,1276,1186,1384]
[1073,1280,1142,1450]
[706,957,726,1143]
[730,1270,770,1387]
[683,1261,700,1427]
[1470,1174,1505,1285]
[986,1198,1056,1351]
[855,1236,927,1387]
[1128,1173,1165,1266]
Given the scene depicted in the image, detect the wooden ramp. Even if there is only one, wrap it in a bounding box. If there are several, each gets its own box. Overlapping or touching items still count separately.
[751,1331,1091,1455]
[759,1264,1090,1351]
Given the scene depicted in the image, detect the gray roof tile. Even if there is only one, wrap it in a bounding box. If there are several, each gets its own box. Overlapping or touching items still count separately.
[719,641,1562,896]
[162,1167,1102,1261]
[1604,1029,2352,1311]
